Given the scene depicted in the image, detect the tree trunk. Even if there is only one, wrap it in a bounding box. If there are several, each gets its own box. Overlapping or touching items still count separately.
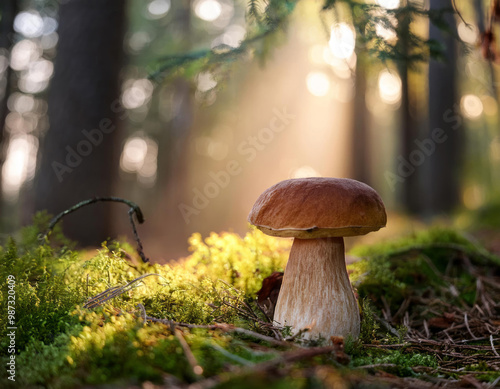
[146,0,194,260]
[397,1,421,214]
[398,59,421,213]
[424,0,462,216]
[350,58,371,186]
[0,0,17,209]
[35,0,126,245]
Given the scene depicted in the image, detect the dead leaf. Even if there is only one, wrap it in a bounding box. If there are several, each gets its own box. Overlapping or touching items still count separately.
[256,271,283,318]
[330,336,350,365]
[428,313,455,329]
[480,29,497,61]
[492,0,500,21]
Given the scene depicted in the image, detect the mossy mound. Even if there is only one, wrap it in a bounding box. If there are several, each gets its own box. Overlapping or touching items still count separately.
[1,215,499,388]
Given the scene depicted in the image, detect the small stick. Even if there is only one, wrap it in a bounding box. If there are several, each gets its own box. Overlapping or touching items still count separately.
[136,303,147,324]
[373,313,400,337]
[232,326,291,345]
[210,343,254,366]
[423,319,430,339]
[355,363,397,370]
[175,328,204,377]
[128,208,148,263]
[464,313,479,340]
[84,273,164,309]
[254,298,273,323]
[380,295,392,322]
[392,298,410,321]
[489,375,500,388]
[42,197,149,263]
[490,335,500,357]
[442,329,455,343]
[145,315,293,347]
[285,326,311,341]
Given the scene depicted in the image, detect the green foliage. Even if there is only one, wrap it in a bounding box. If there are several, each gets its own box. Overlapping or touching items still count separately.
[351,349,437,376]
[358,299,381,344]
[12,332,78,388]
[0,218,291,387]
[67,312,190,384]
[0,213,83,354]
[322,0,454,64]
[1,218,499,388]
[468,200,500,229]
[348,227,500,315]
[182,230,289,296]
[350,227,488,259]
[138,229,290,325]
[150,0,456,85]
[149,0,297,83]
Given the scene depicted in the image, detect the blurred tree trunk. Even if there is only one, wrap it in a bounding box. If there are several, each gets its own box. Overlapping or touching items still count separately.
[150,0,194,259]
[35,0,126,245]
[397,1,421,214]
[350,58,371,186]
[423,0,462,215]
[156,0,193,190]
[0,0,17,209]
[399,61,421,213]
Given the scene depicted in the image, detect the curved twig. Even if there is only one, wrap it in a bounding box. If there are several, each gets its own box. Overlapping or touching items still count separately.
[42,197,149,263]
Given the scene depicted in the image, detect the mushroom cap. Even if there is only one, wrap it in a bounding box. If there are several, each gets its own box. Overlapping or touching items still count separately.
[248,177,387,239]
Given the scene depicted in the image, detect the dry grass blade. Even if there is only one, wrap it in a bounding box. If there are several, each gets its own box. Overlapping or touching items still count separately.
[83,273,165,309]
[145,313,293,347]
[490,335,500,357]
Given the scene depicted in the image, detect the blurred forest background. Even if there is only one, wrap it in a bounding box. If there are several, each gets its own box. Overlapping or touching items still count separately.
[0,0,499,261]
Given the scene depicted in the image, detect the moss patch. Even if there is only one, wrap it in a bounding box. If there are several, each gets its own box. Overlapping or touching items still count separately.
[1,217,499,388]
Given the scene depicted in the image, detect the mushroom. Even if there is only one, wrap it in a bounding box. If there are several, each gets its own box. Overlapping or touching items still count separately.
[248,177,386,340]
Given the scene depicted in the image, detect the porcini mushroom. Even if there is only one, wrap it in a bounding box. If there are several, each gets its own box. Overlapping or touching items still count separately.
[248,177,386,340]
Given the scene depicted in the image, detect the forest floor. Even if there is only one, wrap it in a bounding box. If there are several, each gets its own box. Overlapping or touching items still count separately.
[1,210,499,388]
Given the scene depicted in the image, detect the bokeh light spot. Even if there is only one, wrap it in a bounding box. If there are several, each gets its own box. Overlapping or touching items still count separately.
[376,0,400,9]
[378,69,402,105]
[147,0,171,18]
[461,94,483,119]
[329,23,355,59]
[194,0,222,22]
[14,11,44,38]
[306,71,331,97]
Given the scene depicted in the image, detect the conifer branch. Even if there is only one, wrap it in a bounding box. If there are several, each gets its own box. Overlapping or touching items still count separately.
[148,1,297,83]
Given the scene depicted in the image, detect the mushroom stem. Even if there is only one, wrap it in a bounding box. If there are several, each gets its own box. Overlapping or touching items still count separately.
[273,237,360,339]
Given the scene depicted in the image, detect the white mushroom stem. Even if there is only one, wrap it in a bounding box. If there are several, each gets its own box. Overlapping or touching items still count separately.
[273,237,360,340]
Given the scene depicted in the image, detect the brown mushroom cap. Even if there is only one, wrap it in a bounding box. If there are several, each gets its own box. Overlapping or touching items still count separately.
[248,177,387,239]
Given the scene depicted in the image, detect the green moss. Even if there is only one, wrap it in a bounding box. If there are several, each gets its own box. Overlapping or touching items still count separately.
[1,219,499,388]
[0,215,84,354]
[65,312,191,384]
[358,299,381,344]
[180,230,290,296]
[350,227,498,267]
[0,217,292,388]
[467,200,500,229]
[350,349,438,376]
[348,227,500,316]
[11,332,78,388]
[214,374,307,389]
